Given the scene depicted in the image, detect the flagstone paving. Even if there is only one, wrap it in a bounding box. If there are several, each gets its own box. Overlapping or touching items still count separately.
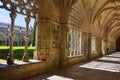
[23,52,120,80]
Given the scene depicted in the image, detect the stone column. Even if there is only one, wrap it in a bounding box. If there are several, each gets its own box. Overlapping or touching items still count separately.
[71,29,73,56]
[83,32,91,59]
[78,31,81,55]
[7,13,16,65]
[69,29,72,56]
[60,24,68,68]
[97,37,103,56]
[76,31,79,55]
[75,30,77,55]
[73,30,75,56]
[22,16,30,62]
[103,37,109,55]
[34,19,51,60]
[87,33,91,59]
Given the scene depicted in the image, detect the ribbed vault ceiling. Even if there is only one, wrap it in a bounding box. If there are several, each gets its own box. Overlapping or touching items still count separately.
[0,0,120,40]
[89,0,120,39]
[73,0,120,40]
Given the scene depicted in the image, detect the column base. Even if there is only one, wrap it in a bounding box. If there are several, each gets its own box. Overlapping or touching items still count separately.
[22,54,29,62]
[7,54,14,65]
[60,61,67,69]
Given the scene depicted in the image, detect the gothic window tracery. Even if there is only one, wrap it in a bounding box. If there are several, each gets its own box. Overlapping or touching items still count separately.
[68,4,83,57]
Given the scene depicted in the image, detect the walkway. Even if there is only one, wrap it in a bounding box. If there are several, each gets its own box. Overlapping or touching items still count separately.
[23,52,120,80]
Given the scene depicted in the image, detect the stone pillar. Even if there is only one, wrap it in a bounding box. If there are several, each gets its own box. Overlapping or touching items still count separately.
[87,33,91,59]
[68,29,72,56]
[79,31,82,55]
[75,30,77,55]
[22,16,30,62]
[103,37,109,55]
[71,29,74,56]
[59,8,69,68]
[83,32,91,59]
[60,24,68,68]
[34,18,39,59]
[82,32,85,54]
[72,30,75,56]
[34,19,51,60]
[7,13,16,65]
[96,37,102,56]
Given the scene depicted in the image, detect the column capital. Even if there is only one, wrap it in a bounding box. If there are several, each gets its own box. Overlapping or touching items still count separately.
[60,23,68,31]
[10,13,16,19]
[25,16,30,23]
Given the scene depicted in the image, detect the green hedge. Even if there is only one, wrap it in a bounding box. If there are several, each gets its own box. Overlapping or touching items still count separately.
[0,49,9,59]
[0,46,35,60]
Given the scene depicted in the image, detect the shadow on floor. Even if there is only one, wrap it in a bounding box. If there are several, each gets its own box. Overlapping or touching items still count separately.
[23,52,120,80]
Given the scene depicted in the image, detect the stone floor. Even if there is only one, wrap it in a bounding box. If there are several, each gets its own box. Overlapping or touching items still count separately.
[23,52,120,80]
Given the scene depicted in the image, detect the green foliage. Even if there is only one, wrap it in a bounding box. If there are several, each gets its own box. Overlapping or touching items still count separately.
[14,49,24,60]
[0,46,35,60]
[0,49,9,59]
[32,21,36,46]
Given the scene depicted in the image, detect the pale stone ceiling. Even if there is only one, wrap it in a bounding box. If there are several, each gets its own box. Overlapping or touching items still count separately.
[84,0,120,40]
[72,0,120,41]
[52,0,120,44]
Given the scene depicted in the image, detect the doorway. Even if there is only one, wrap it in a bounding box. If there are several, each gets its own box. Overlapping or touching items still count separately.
[116,37,120,51]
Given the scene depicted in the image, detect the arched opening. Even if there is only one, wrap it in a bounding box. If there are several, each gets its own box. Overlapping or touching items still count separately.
[0,0,37,64]
[116,36,120,51]
[67,2,83,57]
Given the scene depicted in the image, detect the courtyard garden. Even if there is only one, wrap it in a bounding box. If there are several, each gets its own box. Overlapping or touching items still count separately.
[0,46,35,61]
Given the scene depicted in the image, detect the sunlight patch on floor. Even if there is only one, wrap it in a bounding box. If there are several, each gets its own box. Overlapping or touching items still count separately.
[106,53,120,58]
[46,75,74,80]
[79,61,120,72]
[98,57,120,62]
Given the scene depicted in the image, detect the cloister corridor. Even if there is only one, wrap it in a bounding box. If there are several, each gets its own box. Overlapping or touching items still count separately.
[1,0,120,80]
[23,52,120,80]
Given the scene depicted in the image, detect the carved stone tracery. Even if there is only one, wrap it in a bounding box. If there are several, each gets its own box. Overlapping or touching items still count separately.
[0,0,38,64]
[0,0,38,18]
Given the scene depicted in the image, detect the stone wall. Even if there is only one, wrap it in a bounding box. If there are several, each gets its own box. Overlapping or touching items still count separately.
[0,52,102,80]
[0,59,60,80]
[68,55,87,66]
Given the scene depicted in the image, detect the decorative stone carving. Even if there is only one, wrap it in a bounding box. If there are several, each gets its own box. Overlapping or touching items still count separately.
[7,12,16,65]
[0,0,38,18]
[22,16,30,62]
